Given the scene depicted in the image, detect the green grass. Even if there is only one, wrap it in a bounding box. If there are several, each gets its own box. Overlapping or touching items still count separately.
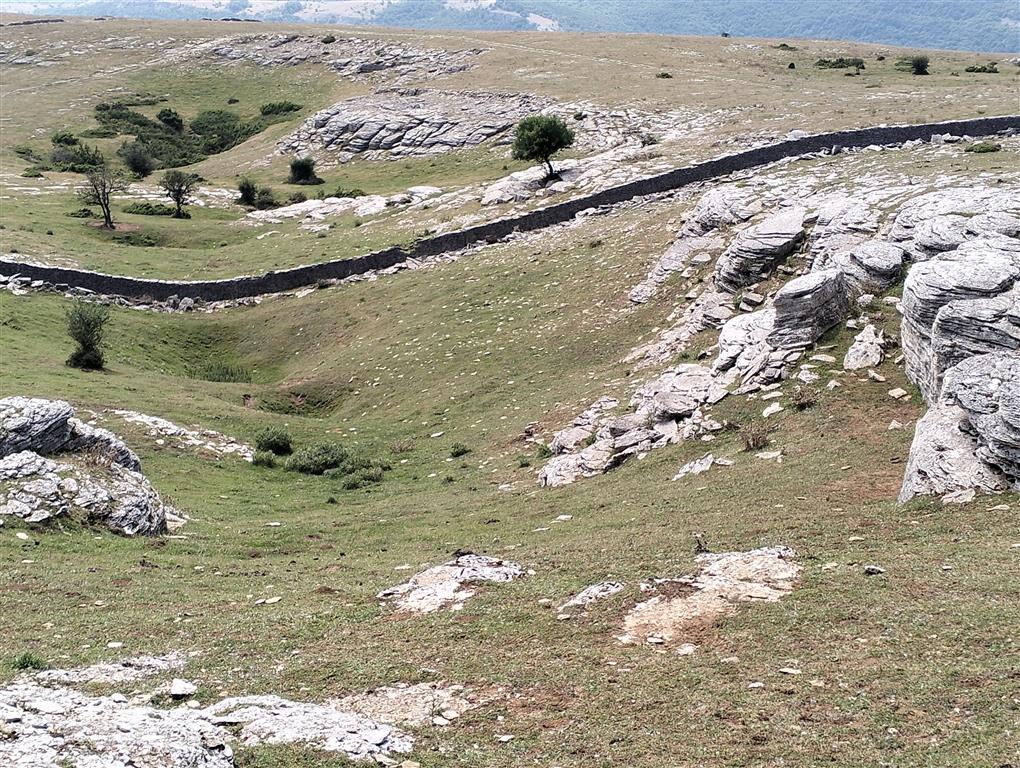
[2,183,1018,765]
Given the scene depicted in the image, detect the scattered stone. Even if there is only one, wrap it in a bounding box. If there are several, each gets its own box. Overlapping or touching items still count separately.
[843,324,885,370]
[111,410,253,462]
[170,679,198,698]
[863,565,886,575]
[335,682,485,728]
[672,453,716,480]
[558,581,625,612]
[888,388,909,400]
[377,554,524,612]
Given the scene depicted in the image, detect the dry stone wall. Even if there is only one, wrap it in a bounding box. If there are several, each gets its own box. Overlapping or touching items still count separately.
[2,116,1017,302]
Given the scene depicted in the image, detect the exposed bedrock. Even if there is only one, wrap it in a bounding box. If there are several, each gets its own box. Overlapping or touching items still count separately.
[900,353,1020,502]
[714,269,849,385]
[812,240,906,295]
[900,238,1020,402]
[713,207,806,292]
[0,397,175,535]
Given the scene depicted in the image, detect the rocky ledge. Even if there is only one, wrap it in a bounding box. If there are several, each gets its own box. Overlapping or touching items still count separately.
[0,397,178,535]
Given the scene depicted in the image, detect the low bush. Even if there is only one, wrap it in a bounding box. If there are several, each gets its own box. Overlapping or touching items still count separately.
[333,186,366,198]
[254,426,293,455]
[655,71,673,79]
[286,191,308,204]
[535,443,553,459]
[965,141,1001,153]
[156,108,184,130]
[390,437,415,454]
[739,420,776,451]
[285,442,350,475]
[66,207,96,218]
[896,55,929,75]
[773,43,798,51]
[321,34,336,44]
[10,652,47,671]
[965,63,999,73]
[123,201,176,216]
[50,143,104,173]
[260,101,302,116]
[255,187,279,210]
[112,230,163,247]
[118,140,156,177]
[815,57,865,71]
[252,450,276,468]
[21,167,43,178]
[450,442,471,458]
[79,127,118,138]
[237,177,257,206]
[51,130,79,146]
[288,156,322,185]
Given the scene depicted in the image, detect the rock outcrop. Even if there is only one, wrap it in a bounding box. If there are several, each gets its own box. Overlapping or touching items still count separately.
[843,324,885,370]
[900,238,1019,402]
[377,554,525,612]
[900,353,1019,502]
[0,397,176,535]
[812,240,905,294]
[713,207,806,292]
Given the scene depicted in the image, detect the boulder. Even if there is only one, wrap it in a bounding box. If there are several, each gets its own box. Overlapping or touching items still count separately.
[843,324,885,370]
[714,207,806,292]
[767,269,849,350]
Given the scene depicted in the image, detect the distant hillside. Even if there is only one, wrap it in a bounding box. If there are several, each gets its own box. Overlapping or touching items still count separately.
[11,0,1020,52]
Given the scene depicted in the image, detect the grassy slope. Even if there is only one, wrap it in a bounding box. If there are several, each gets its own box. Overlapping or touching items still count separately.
[1,17,1017,279]
[2,166,1018,766]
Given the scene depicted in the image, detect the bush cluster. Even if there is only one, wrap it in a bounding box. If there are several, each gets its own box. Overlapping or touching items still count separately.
[815,57,865,70]
[255,426,293,455]
[965,141,1001,153]
[284,441,390,488]
[123,201,176,216]
[65,300,110,370]
[260,101,302,116]
[288,156,322,185]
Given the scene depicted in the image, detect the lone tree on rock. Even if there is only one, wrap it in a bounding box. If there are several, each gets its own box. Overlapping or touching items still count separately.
[160,169,199,218]
[512,115,575,178]
[78,164,129,229]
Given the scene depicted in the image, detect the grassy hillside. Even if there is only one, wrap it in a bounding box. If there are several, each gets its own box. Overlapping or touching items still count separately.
[1,15,1019,768]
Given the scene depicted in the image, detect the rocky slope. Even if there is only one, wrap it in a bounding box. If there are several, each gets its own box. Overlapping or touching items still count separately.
[0,397,178,535]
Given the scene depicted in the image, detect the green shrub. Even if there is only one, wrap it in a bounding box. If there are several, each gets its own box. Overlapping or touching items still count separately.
[286,191,308,204]
[333,186,366,198]
[288,156,322,185]
[516,455,532,468]
[815,57,865,71]
[21,167,43,178]
[255,187,279,210]
[260,101,302,116]
[965,141,1001,153]
[252,450,276,468]
[896,55,929,75]
[254,426,293,455]
[66,207,95,218]
[156,108,184,130]
[340,465,385,490]
[51,130,79,146]
[123,201,176,216]
[773,43,798,51]
[573,111,587,120]
[965,62,999,73]
[10,652,47,671]
[791,387,818,411]
[511,115,575,177]
[78,127,118,138]
[227,97,239,105]
[237,177,257,206]
[66,300,110,370]
[50,143,104,173]
[321,34,336,44]
[190,109,262,154]
[535,443,553,459]
[655,71,673,79]
[450,442,471,458]
[112,230,163,247]
[285,442,350,475]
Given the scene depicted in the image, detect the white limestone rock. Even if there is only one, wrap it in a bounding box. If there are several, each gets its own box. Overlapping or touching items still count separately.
[377,553,524,612]
[714,207,806,292]
[844,324,885,370]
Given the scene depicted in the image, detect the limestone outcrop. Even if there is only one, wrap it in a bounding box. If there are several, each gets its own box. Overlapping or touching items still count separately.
[0,397,176,535]
[713,207,806,292]
[900,353,1019,502]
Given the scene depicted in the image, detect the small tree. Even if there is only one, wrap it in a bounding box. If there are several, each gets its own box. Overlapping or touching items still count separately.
[66,300,111,370]
[237,177,257,206]
[288,156,321,184]
[159,169,198,218]
[118,141,155,178]
[78,164,129,229]
[898,54,930,75]
[511,115,575,177]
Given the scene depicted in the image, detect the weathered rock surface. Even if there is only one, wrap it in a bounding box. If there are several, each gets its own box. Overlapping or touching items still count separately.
[714,270,849,385]
[713,207,806,292]
[0,661,412,766]
[813,240,905,294]
[548,397,618,454]
[558,581,626,613]
[335,682,484,727]
[112,409,253,462]
[617,547,800,647]
[0,398,176,535]
[624,288,734,367]
[0,396,139,469]
[377,554,524,612]
[900,239,1019,402]
[843,324,885,370]
[900,353,1019,501]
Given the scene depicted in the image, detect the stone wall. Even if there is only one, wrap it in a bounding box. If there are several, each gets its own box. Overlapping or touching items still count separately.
[3,115,1017,302]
